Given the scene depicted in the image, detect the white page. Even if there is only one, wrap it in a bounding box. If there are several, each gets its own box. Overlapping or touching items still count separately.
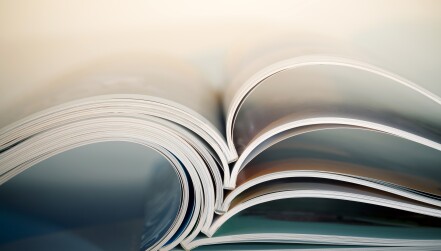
[236,128,441,196]
[230,63,441,154]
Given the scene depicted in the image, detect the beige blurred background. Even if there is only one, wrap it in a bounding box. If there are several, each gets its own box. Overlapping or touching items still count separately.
[1,0,440,111]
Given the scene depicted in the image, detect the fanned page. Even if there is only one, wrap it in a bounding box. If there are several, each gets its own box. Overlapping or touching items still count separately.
[1,1,441,251]
[0,54,234,250]
[211,25,441,251]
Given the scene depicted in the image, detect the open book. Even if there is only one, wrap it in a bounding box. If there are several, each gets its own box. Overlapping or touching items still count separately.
[1,34,441,250]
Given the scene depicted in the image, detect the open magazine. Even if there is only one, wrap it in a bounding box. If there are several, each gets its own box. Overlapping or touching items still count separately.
[1,33,441,251]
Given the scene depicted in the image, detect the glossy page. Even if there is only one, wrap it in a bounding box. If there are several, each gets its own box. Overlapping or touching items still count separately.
[0,141,182,251]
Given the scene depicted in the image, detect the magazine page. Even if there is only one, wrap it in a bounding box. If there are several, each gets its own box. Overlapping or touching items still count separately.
[227,59,441,155]
[217,196,441,237]
[188,194,441,249]
[229,128,441,194]
[0,141,185,251]
[222,4,441,155]
[188,198,441,250]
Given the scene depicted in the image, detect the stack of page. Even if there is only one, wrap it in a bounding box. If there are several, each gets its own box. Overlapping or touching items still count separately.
[1,38,441,250]
[1,2,441,249]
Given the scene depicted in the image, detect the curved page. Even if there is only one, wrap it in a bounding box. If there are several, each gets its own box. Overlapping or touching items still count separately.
[188,198,441,250]
[0,142,184,251]
[229,61,441,154]
[230,128,441,192]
